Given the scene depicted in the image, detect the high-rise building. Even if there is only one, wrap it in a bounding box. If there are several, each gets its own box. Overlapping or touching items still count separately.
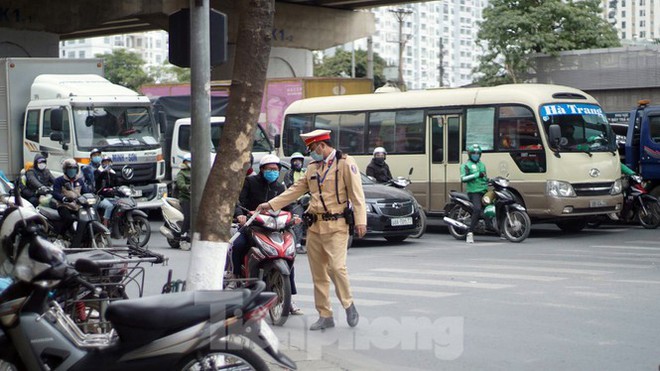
[59,31,170,70]
[601,0,660,42]
[348,0,489,89]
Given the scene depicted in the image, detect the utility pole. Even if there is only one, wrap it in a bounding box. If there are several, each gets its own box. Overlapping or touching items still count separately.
[438,37,444,87]
[389,7,413,91]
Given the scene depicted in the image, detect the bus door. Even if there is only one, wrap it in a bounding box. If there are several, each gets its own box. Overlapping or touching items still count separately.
[428,112,463,213]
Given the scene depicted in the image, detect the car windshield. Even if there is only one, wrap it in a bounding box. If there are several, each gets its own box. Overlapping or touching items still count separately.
[540,103,617,153]
[73,105,160,151]
[178,122,273,153]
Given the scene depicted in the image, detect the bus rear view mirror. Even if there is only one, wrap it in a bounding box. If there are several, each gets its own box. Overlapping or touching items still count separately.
[274,134,281,149]
[548,124,561,147]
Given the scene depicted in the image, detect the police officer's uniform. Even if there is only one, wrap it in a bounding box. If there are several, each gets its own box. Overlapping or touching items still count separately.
[267,130,366,323]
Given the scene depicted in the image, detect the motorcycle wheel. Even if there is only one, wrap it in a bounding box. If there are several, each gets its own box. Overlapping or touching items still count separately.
[127,216,151,247]
[501,210,531,243]
[85,232,112,249]
[637,199,660,229]
[266,269,291,327]
[410,208,427,238]
[447,205,469,240]
[167,238,180,249]
[178,343,269,371]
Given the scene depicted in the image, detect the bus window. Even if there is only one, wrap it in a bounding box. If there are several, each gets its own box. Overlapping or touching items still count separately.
[447,116,461,163]
[431,117,443,163]
[283,114,313,156]
[368,109,424,154]
[496,106,542,151]
[337,113,366,154]
[465,107,495,150]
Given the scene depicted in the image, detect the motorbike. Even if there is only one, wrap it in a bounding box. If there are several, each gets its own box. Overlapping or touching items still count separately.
[227,209,297,326]
[383,167,426,239]
[38,193,112,249]
[588,174,660,229]
[0,204,296,371]
[443,176,532,243]
[159,195,190,251]
[107,186,151,247]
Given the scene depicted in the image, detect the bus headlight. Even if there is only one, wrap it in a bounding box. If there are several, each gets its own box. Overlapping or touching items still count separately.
[610,179,622,195]
[546,180,576,197]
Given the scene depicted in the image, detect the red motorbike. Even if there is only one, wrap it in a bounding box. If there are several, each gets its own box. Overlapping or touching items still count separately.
[588,174,660,229]
[227,210,297,326]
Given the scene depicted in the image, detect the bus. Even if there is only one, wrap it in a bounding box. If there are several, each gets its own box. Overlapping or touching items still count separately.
[277,84,623,232]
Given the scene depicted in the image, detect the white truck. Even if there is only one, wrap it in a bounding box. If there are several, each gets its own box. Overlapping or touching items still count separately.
[0,58,167,209]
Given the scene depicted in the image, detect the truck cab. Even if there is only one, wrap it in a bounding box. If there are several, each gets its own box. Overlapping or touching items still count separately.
[22,74,167,209]
[625,100,660,197]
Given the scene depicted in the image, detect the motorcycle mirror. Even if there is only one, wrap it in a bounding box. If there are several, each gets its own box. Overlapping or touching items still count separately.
[408,167,414,176]
[74,259,101,276]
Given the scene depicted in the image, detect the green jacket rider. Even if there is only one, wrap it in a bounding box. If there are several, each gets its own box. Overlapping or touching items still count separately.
[460,144,488,243]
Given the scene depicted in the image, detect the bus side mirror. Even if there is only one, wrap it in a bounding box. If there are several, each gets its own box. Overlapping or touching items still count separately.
[274,134,280,149]
[548,124,561,147]
[158,112,167,134]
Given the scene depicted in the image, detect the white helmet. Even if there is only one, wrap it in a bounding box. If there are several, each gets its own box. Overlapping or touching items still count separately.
[373,147,387,157]
[259,154,281,168]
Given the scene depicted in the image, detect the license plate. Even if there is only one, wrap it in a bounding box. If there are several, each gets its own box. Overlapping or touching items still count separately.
[132,189,143,197]
[590,199,606,208]
[391,217,413,226]
[259,320,279,353]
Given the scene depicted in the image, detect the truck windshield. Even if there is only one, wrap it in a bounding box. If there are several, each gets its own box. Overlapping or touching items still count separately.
[73,106,160,151]
[540,103,617,153]
[178,122,273,153]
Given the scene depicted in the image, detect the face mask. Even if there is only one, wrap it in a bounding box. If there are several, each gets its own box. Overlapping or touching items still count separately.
[65,168,78,178]
[470,154,481,162]
[91,156,102,164]
[263,170,279,183]
[374,158,385,165]
[291,161,303,171]
[37,163,47,171]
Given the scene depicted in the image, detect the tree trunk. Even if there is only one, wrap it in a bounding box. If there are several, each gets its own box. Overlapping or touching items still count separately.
[186,0,274,290]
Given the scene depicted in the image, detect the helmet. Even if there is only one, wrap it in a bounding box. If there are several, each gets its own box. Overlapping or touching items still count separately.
[62,158,78,171]
[467,144,482,155]
[182,154,192,163]
[101,155,112,163]
[259,154,281,168]
[373,147,387,157]
[89,148,101,157]
[290,152,305,160]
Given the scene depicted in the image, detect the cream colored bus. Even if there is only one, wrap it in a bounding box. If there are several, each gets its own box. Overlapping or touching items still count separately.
[277,84,623,232]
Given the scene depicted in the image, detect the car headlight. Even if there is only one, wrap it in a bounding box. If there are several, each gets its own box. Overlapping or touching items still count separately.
[546,180,576,197]
[610,178,622,195]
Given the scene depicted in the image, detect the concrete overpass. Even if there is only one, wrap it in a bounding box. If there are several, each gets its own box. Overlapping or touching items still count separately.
[0,1,419,78]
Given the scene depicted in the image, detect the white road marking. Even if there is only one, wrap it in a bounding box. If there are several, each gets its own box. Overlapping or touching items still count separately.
[295,282,459,298]
[292,295,394,307]
[472,258,655,269]
[421,263,611,276]
[371,268,566,282]
[350,275,513,289]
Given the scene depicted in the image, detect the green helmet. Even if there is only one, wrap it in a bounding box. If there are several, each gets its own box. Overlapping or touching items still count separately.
[467,144,482,155]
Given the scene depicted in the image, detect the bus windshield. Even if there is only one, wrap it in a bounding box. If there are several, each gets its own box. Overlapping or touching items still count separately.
[73,106,160,151]
[540,103,616,153]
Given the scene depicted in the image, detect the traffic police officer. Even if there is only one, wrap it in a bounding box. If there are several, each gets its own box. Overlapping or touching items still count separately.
[257,129,367,330]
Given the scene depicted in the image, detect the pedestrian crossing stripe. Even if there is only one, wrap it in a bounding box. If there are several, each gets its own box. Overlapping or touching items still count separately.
[421,263,610,276]
[593,244,660,251]
[372,268,566,282]
[295,283,459,298]
[473,258,656,269]
[349,275,513,289]
[292,295,394,307]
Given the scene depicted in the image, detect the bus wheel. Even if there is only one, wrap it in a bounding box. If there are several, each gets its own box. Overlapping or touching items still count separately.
[556,219,587,233]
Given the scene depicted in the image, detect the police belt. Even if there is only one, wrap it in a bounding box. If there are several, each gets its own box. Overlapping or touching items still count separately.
[302,212,344,226]
[317,212,344,221]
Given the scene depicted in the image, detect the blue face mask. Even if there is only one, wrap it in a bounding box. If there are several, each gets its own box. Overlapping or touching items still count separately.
[91,156,102,164]
[310,150,324,162]
[263,170,279,183]
[470,154,481,162]
[65,168,78,178]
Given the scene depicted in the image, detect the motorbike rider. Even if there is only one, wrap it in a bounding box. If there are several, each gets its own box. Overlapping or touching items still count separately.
[366,147,393,183]
[460,144,488,244]
[176,154,192,240]
[95,155,119,228]
[233,154,303,315]
[52,159,90,236]
[284,152,307,254]
[22,154,55,207]
[82,148,103,192]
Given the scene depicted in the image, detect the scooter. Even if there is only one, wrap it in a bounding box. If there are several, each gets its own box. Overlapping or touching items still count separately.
[159,195,190,250]
[38,193,111,249]
[107,186,151,247]
[0,204,296,371]
[383,167,426,238]
[227,209,297,326]
[588,174,660,229]
[443,176,532,243]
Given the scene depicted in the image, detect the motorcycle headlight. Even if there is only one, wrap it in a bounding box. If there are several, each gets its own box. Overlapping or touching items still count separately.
[610,179,622,195]
[86,197,97,206]
[546,180,576,197]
